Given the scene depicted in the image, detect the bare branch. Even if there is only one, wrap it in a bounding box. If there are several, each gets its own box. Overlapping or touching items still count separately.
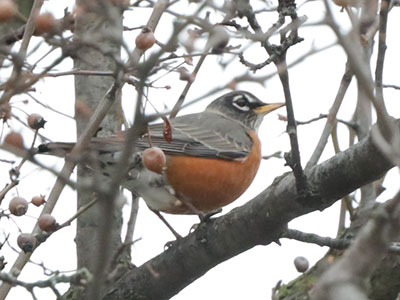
[305,63,353,169]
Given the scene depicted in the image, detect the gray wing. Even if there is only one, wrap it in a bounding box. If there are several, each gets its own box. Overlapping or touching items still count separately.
[136,112,254,160]
[38,113,255,161]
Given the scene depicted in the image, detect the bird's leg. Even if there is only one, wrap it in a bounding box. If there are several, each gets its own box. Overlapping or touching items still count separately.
[189,208,222,233]
[198,208,222,222]
[148,206,182,239]
[175,197,209,220]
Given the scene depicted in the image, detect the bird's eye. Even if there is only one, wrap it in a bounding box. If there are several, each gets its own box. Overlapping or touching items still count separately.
[233,95,250,111]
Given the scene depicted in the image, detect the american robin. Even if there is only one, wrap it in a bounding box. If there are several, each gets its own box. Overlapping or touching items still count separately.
[38,91,284,215]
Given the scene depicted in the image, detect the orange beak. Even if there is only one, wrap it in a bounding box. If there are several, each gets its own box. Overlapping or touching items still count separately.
[253,103,285,115]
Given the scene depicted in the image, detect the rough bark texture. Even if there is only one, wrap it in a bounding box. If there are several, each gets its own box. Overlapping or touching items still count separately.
[279,210,400,300]
[73,1,123,298]
[101,121,395,300]
[368,254,400,300]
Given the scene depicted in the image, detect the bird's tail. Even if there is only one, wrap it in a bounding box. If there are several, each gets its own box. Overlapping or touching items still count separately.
[37,137,127,157]
[37,142,75,157]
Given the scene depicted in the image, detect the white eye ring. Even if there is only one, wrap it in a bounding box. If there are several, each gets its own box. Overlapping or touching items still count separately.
[232,95,250,111]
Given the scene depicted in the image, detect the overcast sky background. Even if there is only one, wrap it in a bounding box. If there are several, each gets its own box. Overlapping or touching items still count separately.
[1,1,400,299]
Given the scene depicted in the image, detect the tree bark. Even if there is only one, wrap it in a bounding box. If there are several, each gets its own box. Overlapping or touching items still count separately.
[73,1,123,298]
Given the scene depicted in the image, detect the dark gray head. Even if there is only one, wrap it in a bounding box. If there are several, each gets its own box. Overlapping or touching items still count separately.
[205,91,285,131]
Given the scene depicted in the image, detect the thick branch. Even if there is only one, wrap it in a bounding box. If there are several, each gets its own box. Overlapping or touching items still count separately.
[103,120,395,300]
[311,191,400,300]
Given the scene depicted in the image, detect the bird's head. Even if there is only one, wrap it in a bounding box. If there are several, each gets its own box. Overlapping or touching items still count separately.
[205,91,285,131]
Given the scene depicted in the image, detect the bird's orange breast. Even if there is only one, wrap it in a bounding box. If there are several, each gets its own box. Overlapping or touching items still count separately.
[163,131,261,214]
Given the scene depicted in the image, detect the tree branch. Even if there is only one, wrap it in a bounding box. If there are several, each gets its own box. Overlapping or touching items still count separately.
[102,119,396,300]
[305,63,353,169]
[311,190,400,300]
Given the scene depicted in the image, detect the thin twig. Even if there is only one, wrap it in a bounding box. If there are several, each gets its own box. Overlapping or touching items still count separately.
[239,2,308,196]
[0,0,43,105]
[0,79,122,299]
[283,228,349,249]
[278,57,308,197]
[305,63,353,169]
[123,193,139,245]
[0,129,39,203]
[58,198,98,230]
[283,228,400,254]
[324,0,400,168]
[129,0,169,65]
[169,51,208,118]
[0,145,77,189]
[45,69,115,77]
[375,0,391,98]
[0,268,92,293]
[331,123,354,235]
[383,84,400,90]
[26,93,74,120]
[178,42,336,113]
[37,197,98,245]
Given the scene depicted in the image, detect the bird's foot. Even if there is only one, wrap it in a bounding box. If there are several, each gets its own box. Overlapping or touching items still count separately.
[189,208,222,233]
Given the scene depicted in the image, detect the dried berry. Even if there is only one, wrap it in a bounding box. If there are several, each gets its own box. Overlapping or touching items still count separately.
[38,214,58,232]
[17,233,36,253]
[31,195,46,207]
[9,196,28,216]
[27,113,46,130]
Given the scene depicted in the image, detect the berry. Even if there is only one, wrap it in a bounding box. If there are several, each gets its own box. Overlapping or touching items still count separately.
[27,113,46,130]
[135,27,155,51]
[9,196,28,216]
[34,12,57,35]
[38,214,58,232]
[31,195,46,207]
[17,233,36,253]
[4,132,23,149]
[142,147,166,174]
[0,0,17,23]
[294,256,309,273]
